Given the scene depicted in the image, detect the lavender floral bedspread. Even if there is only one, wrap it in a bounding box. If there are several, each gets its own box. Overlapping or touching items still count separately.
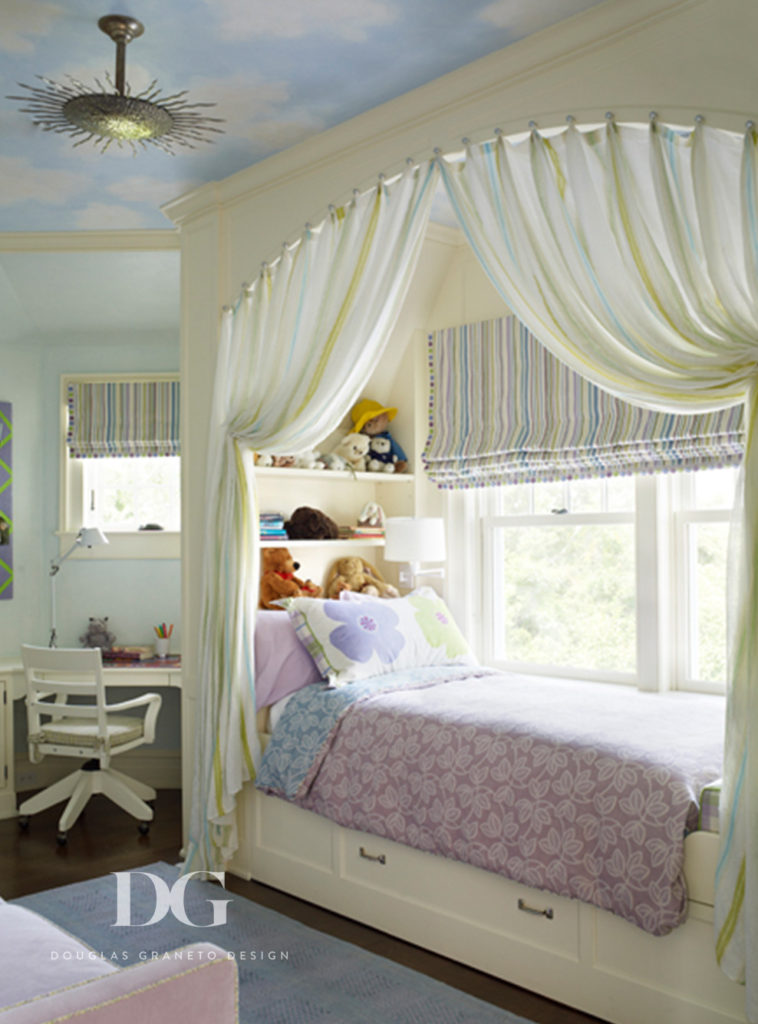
[256,669,724,935]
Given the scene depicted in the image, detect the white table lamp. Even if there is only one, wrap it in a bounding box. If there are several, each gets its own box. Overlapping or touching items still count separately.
[49,527,109,647]
[383,517,446,589]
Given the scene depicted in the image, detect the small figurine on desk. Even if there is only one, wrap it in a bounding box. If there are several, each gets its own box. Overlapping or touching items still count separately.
[351,399,408,472]
[79,616,116,650]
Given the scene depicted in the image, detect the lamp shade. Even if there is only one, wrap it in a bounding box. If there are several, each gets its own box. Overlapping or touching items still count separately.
[79,527,109,548]
[383,517,446,563]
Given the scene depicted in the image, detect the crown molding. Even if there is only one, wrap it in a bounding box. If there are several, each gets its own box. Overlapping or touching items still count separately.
[163,0,706,226]
[0,229,179,253]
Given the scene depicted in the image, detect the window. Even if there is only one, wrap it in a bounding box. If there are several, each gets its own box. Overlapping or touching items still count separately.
[81,456,181,532]
[476,467,736,693]
[61,374,180,559]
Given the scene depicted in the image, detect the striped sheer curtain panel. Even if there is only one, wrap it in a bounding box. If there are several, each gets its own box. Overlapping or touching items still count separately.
[184,163,436,875]
[423,316,744,488]
[439,117,758,1019]
[67,379,180,457]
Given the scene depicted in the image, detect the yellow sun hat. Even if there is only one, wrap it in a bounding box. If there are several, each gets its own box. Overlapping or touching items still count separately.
[350,399,397,434]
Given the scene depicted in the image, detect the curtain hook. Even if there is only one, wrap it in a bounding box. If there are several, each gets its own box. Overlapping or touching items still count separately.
[406,156,414,166]
[494,127,503,137]
[649,111,658,122]
[461,137,471,146]
[746,120,755,133]
[566,114,576,125]
[528,119,538,130]
[605,111,615,121]
[694,114,705,125]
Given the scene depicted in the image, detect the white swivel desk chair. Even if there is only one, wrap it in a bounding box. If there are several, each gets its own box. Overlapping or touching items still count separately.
[18,644,162,845]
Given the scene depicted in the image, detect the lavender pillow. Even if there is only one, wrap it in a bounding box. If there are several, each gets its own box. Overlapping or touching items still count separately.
[254,610,322,706]
[285,588,477,687]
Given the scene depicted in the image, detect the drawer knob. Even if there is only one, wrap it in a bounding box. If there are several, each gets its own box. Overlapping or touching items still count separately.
[517,898,554,920]
[359,846,386,865]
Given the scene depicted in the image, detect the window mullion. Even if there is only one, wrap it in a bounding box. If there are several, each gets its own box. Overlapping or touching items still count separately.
[634,475,671,692]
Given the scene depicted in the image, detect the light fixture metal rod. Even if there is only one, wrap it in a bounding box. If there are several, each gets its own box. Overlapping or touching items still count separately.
[98,15,144,96]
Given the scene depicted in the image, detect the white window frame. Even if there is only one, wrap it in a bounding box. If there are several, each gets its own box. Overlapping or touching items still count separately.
[59,373,180,560]
[471,472,730,694]
[670,474,733,695]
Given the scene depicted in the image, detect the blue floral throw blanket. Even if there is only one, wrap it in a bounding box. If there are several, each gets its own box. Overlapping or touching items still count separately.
[256,665,482,800]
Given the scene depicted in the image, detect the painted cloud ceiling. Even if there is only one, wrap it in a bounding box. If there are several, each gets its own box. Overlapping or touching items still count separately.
[2,0,604,233]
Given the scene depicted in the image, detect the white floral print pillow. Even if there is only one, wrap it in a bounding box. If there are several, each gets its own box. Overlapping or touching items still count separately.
[284,587,478,686]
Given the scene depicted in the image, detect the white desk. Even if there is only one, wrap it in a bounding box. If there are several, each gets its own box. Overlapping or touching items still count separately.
[0,658,182,819]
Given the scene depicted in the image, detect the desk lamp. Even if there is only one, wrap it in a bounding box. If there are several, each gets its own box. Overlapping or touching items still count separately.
[383,517,446,591]
[49,527,109,647]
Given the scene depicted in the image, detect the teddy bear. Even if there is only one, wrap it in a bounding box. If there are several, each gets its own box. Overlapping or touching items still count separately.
[324,556,399,600]
[330,432,370,472]
[350,399,408,472]
[79,616,116,649]
[259,547,322,610]
[285,506,339,540]
[367,435,397,472]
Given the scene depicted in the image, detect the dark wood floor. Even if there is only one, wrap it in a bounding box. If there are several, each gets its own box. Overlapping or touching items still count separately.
[0,789,606,1024]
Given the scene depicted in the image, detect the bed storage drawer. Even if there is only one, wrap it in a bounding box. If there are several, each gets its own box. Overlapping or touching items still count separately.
[340,828,580,960]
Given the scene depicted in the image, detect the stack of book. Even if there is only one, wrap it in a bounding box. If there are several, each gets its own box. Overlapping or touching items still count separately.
[102,644,155,662]
[348,524,385,539]
[260,512,288,540]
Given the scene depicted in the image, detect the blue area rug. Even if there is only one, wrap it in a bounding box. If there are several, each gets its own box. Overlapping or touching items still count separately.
[14,861,526,1024]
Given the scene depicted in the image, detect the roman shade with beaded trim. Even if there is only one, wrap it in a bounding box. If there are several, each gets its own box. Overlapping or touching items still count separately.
[67,379,180,459]
[422,316,744,489]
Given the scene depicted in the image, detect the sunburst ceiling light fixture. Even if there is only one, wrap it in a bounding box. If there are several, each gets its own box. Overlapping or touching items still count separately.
[8,14,224,154]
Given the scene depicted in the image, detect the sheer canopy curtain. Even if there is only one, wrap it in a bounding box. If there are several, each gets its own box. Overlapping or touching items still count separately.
[184,163,436,873]
[439,118,758,1019]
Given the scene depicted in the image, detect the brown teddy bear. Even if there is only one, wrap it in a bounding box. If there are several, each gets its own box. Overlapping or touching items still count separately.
[259,547,322,610]
[324,556,399,600]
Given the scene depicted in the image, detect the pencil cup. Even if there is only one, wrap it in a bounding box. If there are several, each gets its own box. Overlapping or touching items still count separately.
[155,637,170,659]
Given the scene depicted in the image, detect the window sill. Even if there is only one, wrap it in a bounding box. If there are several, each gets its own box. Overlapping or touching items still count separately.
[57,530,180,560]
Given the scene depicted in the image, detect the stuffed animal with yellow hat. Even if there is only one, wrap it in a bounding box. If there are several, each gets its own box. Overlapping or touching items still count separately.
[351,398,408,473]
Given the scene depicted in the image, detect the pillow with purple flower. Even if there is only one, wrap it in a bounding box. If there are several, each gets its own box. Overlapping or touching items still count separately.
[284,587,477,686]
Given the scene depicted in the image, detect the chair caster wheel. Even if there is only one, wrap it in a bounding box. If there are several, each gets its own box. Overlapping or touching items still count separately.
[138,822,150,836]
[56,831,68,846]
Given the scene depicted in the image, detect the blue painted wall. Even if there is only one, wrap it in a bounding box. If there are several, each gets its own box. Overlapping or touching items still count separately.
[1,330,181,752]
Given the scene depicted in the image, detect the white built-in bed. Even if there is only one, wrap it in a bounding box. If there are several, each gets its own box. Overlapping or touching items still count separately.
[229,601,745,1024]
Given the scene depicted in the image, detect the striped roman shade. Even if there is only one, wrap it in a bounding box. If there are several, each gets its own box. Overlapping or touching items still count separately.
[422,318,744,489]
[67,378,180,458]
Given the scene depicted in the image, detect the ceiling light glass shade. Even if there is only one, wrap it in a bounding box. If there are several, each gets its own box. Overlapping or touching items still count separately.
[8,14,223,154]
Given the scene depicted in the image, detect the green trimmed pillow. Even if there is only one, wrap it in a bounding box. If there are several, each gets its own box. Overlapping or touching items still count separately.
[285,587,477,687]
